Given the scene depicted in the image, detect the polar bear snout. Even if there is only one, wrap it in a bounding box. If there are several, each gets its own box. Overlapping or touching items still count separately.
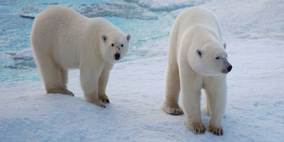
[114,53,121,60]
[222,62,232,74]
[227,64,232,72]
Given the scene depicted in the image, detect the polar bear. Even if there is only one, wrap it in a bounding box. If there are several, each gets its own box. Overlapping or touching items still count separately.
[162,7,232,136]
[31,6,130,107]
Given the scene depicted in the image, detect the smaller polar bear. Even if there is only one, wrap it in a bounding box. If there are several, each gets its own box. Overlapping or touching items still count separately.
[31,6,130,107]
[163,7,232,136]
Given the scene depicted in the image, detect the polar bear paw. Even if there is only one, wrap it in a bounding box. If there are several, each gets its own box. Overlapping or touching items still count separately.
[99,94,110,104]
[91,99,106,108]
[86,96,106,108]
[191,122,206,134]
[208,124,223,136]
[47,88,74,96]
[162,104,183,115]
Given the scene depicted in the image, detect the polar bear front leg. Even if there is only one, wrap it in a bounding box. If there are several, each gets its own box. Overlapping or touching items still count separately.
[98,68,110,104]
[180,65,205,134]
[163,28,183,115]
[204,77,227,136]
[80,65,105,107]
[163,61,183,115]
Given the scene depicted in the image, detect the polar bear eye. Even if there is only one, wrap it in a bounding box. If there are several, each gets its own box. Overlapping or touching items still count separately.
[215,56,220,60]
[121,44,124,47]
[111,43,114,47]
[196,50,202,57]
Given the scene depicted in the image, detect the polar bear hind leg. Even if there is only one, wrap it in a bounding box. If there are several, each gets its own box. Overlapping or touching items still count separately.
[34,48,73,96]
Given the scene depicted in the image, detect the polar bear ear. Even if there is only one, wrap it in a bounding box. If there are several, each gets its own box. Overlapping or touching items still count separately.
[102,35,107,42]
[126,34,131,42]
[196,49,202,58]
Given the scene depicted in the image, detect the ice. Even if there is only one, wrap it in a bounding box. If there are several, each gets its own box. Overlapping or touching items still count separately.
[124,0,192,12]
[78,2,158,20]
[8,48,33,61]
[4,48,35,69]
[20,2,158,20]
[20,5,45,19]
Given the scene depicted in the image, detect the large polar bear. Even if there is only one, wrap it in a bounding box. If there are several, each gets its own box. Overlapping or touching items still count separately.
[162,7,232,136]
[31,6,130,107]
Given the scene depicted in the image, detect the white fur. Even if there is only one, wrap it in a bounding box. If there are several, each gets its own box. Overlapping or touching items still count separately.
[31,6,130,107]
[163,7,232,135]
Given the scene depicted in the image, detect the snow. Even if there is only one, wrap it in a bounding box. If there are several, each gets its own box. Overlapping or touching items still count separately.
[1,0,284,141]
[201,0,284,39]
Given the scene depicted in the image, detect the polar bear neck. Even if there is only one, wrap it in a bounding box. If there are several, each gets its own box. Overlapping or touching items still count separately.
[193,25,221,45]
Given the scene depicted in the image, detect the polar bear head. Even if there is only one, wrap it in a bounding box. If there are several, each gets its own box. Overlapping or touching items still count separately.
[189,41,232,76]
[100,32,130,64]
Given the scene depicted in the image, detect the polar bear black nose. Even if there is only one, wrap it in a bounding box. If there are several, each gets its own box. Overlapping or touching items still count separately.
[227,65,232,72]
[114,53,120,60]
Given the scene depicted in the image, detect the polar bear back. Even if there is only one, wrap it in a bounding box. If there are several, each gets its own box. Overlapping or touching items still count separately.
[32,6,118,50]
[175,7,222,44]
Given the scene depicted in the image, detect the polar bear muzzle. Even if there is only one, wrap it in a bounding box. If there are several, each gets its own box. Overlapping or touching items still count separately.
[114,53,121,60]
[222,59,232,73]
